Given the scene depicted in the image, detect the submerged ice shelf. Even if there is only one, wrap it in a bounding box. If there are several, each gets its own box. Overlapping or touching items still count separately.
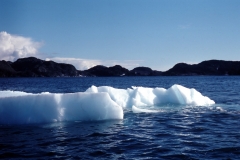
[0,84,215,124]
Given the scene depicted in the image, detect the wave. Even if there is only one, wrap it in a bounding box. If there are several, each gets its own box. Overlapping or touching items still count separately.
[0,84,214,124]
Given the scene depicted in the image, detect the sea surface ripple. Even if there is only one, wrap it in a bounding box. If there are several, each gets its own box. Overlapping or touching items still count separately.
[0,76,240,159]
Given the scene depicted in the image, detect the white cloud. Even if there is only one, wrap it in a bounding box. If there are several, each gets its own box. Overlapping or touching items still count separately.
[103,60,143,70]
[46,57,142,70]
[46,57,102,70]
[0,31,142,70]
[0,31,42,61]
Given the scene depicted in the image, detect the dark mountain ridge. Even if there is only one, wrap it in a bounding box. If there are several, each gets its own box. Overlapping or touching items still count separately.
[0,57,78,77]
[163,60,240,76]
[1,57,240,77]
[80,65,129,77]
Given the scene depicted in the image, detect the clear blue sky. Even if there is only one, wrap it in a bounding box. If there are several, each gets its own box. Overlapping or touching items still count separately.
[0,0,240,71]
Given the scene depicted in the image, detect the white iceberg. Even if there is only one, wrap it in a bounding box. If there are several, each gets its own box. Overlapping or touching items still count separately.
[0,92,123,124]
[87,84,215,108]
[0,84,215,124]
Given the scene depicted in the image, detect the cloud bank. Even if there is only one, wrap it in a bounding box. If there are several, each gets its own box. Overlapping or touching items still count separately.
[0,31,141,70]
[0,31,42,61]
[46,57,101,70]
[46,57,142,70]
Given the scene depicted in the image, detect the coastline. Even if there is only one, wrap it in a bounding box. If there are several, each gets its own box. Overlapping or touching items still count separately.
[1,57,240,77]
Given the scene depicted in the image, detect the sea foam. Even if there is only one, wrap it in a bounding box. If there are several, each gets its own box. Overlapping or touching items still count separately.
[0,84,214,124]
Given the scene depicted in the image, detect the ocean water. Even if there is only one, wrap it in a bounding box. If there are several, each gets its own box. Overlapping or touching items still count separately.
[0,76,240,159]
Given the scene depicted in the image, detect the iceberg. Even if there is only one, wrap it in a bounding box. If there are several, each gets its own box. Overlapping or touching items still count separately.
[0,84,215,124]
[0,92,123,124]
[86,84,215,108]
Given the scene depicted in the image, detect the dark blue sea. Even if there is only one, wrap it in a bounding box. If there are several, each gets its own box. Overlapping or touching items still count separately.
[0,76,240,159]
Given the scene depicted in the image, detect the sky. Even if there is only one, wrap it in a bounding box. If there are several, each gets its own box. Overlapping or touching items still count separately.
[0,0,240,71]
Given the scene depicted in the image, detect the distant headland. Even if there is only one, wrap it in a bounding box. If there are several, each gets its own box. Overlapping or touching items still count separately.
[0,57,240,77]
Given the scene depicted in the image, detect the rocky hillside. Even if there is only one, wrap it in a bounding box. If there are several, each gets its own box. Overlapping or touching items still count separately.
[81,66,162,77]
[1,57,240,77]
[163,60,240,76]
[0,57,79,77]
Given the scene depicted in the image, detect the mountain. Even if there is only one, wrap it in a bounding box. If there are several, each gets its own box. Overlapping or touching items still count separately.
[0,57,79,77]
[81,65,162,77]
[81,65,129,77]
[164,60,240,76]
[1,57,240,77]
[127,67,162,76]
[0,60,16,77]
